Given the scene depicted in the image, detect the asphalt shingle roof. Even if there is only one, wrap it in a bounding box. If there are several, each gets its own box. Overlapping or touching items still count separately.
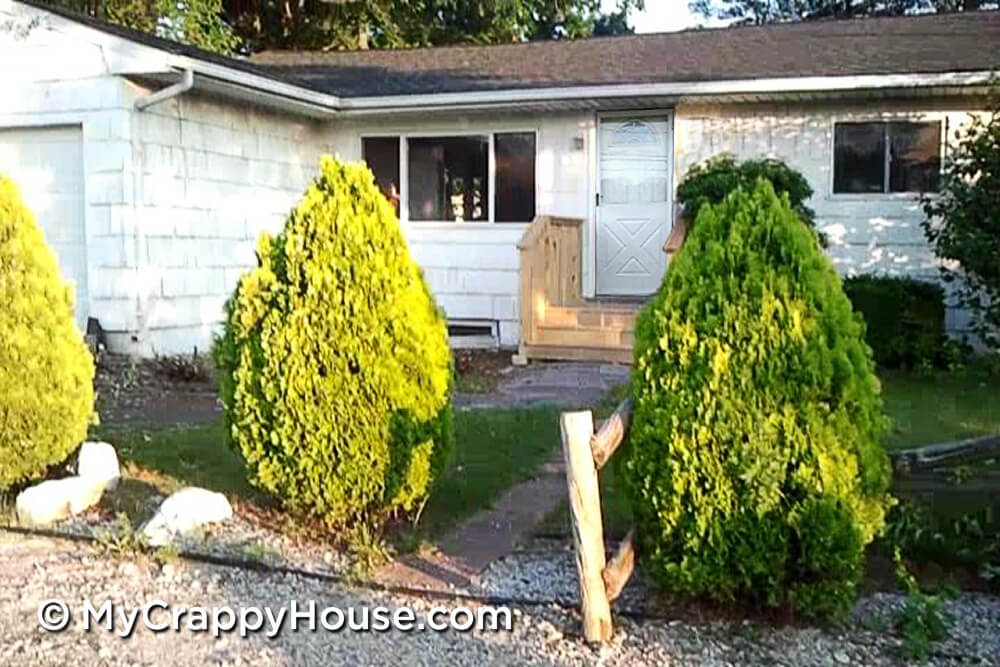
[19,0,1000,100]
[250,12,1000,97]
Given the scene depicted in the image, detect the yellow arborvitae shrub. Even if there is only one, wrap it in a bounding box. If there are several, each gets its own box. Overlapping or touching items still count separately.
[214,157,453,529]
[0,175,95,489]
[624,181,892,620]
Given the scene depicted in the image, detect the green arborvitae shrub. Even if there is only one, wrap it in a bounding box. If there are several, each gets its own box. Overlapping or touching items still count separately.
[0,175,95,490]
[214,158,453,530]
[676,154,825,246]
[842,275,950,369]
[624,180,892,620]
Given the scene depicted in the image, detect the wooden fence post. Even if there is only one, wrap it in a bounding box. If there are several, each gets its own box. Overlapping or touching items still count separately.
[560,410,613,643]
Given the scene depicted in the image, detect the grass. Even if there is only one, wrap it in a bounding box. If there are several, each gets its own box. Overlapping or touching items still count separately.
[536,363,1000,541]
[880,366,1000,450]
[92,405,562,540]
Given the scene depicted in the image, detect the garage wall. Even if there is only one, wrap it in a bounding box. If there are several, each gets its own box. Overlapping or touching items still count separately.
[124,87,326,355]
[1,3,156,346]
[326,111,593,347]
[674,98,991,334]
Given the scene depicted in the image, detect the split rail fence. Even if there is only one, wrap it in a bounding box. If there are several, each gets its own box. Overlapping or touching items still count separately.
[559,398,635,643]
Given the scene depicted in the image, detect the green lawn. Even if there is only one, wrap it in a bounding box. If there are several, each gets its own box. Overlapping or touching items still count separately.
[880,367,1000,450]
[537,365,1000,540]
[94,406,562,539]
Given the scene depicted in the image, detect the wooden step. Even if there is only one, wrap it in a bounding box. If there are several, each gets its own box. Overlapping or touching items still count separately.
[540,304,639,332]
[519,343,632,364]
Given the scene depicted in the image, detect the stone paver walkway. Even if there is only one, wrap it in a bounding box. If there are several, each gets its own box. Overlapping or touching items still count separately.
[455,361,630,410]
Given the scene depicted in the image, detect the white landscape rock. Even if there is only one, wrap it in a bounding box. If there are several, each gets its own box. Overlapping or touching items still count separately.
[76,441,120,491]
[15,477,107,526]
[141,487,233,546]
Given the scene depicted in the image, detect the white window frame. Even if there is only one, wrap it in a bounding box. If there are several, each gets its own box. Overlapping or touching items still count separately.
[829,117,945,200]
[360,129,539,226]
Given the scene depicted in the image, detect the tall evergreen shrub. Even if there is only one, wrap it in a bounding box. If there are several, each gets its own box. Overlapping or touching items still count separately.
[624,180,892,619]
[0,175,95,489]
[214,158,453,529]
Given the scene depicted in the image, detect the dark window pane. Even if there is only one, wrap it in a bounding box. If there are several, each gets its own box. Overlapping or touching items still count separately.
[362,137,400,215]
[889,122,941,193]
[834,123,885,194]
[495,132,536,222]
[408,136,489,222]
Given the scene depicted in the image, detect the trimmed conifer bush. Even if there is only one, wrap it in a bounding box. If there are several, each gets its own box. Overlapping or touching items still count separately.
[0,175,95,490]
[214,158,453,529]
[624,180,892,620]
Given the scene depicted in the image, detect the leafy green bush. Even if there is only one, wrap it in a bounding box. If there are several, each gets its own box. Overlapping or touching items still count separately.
[0,175,95,490]
[214,158,453,530]
[624,180,892,620]
[842,275,953,369]
[676,154,825,245]
[923,97,1000,350]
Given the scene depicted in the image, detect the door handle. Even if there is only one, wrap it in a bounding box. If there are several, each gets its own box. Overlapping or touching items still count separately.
[595,192,600,207]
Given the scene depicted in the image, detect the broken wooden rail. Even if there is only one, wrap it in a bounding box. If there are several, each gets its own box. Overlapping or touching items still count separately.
[890,434,1000,473]
[560,398,635,643]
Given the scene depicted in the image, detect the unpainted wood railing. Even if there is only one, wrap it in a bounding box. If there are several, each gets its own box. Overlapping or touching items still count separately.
[559,399,635,643]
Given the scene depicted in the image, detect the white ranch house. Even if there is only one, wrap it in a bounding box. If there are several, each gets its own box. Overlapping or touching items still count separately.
[1,0,997,361]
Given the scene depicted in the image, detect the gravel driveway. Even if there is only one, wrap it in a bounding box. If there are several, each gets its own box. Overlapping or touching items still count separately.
[4,533,999,666]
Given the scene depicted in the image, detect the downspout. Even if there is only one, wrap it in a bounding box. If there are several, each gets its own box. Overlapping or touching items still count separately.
[128,68,193,354]
[134,68,195,111]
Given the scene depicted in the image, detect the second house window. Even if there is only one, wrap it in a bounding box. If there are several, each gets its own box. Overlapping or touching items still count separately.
[833,121,941,194]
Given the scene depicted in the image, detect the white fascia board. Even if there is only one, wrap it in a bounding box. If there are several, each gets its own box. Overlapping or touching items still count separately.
[165,55,342,111]
[338,71,996,113]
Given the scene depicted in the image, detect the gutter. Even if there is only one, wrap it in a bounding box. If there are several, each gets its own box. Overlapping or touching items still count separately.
[167,55,342,116]
[133,67,194,111]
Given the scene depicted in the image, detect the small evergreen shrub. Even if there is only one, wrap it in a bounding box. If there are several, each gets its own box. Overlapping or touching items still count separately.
[625,180,892,620]
[0,175,95,490]
[842,275,950,369]
[214,158,453,530]
[676,154,825,246]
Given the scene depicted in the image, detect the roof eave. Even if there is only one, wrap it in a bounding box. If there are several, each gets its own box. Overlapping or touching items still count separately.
[333,70,996,116]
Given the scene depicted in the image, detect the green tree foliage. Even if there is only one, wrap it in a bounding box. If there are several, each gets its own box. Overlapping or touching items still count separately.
[676,154,824,246]
[214,158,453,530]
[922,100,1000,349]
[690,0,995,24]
[220,0,642,51]
[624,181,892,619]
[42,0,240,54]
[0,175,95,490]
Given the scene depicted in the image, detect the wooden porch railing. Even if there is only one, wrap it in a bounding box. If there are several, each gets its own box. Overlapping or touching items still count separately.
[515,211,688,365]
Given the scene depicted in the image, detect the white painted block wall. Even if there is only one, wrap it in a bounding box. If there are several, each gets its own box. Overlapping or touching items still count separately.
[124,87,326,355]
[675,100,988,334]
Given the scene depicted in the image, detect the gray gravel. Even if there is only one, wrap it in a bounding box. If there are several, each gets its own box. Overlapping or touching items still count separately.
[3,533,998,666]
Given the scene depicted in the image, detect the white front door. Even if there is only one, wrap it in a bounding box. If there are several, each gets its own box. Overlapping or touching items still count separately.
[596,114,672,296]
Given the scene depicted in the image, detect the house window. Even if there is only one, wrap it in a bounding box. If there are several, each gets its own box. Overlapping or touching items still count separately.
[408,136,489,222]
[362,136,401,215]
[833,121,941,194]
[361,130,537,224]
[495,132,536,222]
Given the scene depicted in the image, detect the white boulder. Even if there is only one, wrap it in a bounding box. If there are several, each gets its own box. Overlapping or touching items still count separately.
[141,487,233,546]
[16,477,107,526]
[77,441,120,491]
